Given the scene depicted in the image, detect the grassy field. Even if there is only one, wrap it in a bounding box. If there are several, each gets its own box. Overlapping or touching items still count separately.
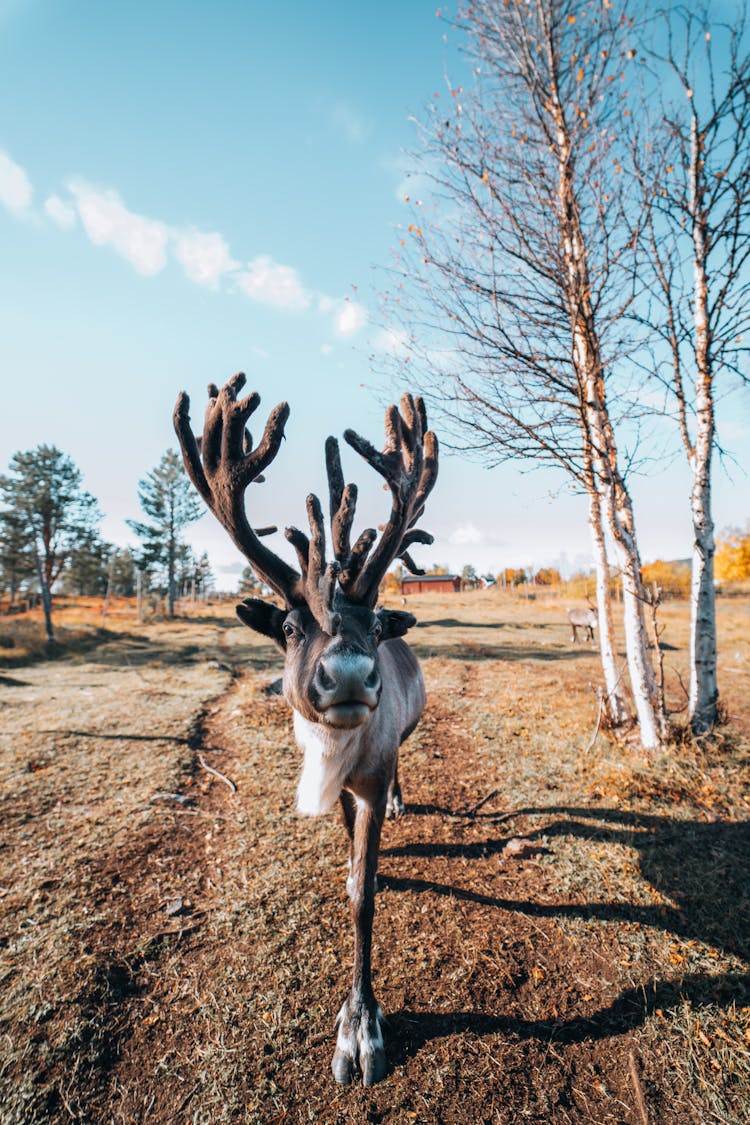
[0,590,748,1123]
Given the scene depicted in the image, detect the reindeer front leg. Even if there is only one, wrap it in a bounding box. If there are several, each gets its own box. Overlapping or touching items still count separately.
[332,786,387,1087]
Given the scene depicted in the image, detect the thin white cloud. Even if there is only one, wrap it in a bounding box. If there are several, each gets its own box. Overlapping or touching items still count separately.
[332,102,368,144]
[450,523,484,546]
[44,193,76,229]
[385,151,433,205]
[235,254,311,310]
[395,173,430,205]
[173,228,238,289]
[6,158,367,331]
[372,326,410,355]
[68,179,168,276]
[0,149,33,216]
[335,300,367,336]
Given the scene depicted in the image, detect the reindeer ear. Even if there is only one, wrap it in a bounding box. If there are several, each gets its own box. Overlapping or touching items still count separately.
[236,599,287,650]
[376,609,417,640]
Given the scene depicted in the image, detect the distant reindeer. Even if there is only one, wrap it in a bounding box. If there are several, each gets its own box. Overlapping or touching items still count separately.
[568,603,598,643]
[174,373,438,1087]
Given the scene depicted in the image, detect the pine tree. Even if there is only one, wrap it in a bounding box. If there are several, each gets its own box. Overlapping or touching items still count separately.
[63,530,110,596]
[239,565,263,597]
[109,547,137,597]
[0,445,101,639]
[127,450,204,617]
[0,507,34,607]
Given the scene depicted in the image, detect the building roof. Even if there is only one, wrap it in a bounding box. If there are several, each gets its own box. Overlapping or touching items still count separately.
[402,574,459,584]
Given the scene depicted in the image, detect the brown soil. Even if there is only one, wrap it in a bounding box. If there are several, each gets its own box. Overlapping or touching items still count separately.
[1,594,748,1123]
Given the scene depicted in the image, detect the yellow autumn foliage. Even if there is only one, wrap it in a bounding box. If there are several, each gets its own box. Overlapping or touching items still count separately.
[715,523,750,581]
[641,559,691,598]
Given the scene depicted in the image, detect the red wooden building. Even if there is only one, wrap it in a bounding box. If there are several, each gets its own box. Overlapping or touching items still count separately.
[401,574,461,595]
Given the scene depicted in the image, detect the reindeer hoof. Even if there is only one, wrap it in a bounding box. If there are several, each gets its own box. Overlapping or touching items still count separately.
[333,998,387,1087]
[331,1048,355,1085]
[362,1049,388,1087]
[385,792,404,819]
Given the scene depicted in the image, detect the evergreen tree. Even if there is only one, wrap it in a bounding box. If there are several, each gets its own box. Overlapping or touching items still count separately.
[193,551,213,598]
[176,546,214,600]
[127,450,204,617]
[62,530,110,596]
[0,507,35,607]
[109,547,137,597]
[238,564,264,597]
[0,445,101,639]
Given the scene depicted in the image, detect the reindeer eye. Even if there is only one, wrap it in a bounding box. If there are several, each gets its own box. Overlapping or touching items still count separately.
[371,620,383,639]
[283,621,296,639]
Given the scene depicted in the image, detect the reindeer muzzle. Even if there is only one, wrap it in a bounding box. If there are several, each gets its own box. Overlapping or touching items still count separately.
[313,652,381,727]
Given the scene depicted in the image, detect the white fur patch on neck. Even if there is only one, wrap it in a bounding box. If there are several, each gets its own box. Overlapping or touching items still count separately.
[293,711,362,816]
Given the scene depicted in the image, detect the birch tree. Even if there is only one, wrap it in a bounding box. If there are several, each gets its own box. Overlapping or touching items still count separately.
[636,5,750,732]
[384,0,667,746]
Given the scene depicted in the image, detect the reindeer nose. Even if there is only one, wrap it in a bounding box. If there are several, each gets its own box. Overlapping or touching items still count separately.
[314,652,381,706]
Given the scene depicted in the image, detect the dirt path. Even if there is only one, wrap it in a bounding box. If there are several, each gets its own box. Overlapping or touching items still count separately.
[1,611,748,1123]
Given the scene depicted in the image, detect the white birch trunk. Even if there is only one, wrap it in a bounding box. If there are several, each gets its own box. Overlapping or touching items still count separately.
[553,98,665,750]
[610,525,664,751]
[688,116,719,732]
[586,391,667,752]
[688,413,718,729]
[587,485,627,725]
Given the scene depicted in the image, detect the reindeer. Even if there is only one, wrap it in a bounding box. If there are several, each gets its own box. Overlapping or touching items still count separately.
[567,602,598,643]
[173,373,438,1087]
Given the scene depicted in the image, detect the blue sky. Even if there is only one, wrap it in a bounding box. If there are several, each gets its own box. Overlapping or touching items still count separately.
[1,0,748,585]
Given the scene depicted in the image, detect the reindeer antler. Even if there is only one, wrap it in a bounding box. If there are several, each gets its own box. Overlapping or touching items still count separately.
[173,372,305,607]
[174,372,347,629]
[174,377,438,621]
[282,493,341,633]
[327,394,439,607]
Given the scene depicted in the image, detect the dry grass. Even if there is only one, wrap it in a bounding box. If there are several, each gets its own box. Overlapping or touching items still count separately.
[0,590,748,1123]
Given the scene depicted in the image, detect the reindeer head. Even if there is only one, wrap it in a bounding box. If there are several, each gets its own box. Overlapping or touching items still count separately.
[174,374,438,730]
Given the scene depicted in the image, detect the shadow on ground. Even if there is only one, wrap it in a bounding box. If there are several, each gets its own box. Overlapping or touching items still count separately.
[409,642,594,662]
[381,803,750,1068]
[386,970,750,1068]
[384,805,750,959]
[417,618,559,631]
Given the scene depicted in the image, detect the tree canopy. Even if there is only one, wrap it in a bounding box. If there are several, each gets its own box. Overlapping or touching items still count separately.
[0,445,101,637]
[127,450,204,616]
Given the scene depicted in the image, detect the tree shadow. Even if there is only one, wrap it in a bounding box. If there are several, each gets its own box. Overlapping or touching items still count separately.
[417,618,557,630]
[380,804,750,1065]
[385,971,750,1068]
[0,626,122,669]
[166,613,238,626]
[37,729,195,746]
[522,806,750,960]
[0,673,29,687]
[85,635,282,674]
[408,642,591,663]
[383,838,552,861]
[384,805,750,959]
